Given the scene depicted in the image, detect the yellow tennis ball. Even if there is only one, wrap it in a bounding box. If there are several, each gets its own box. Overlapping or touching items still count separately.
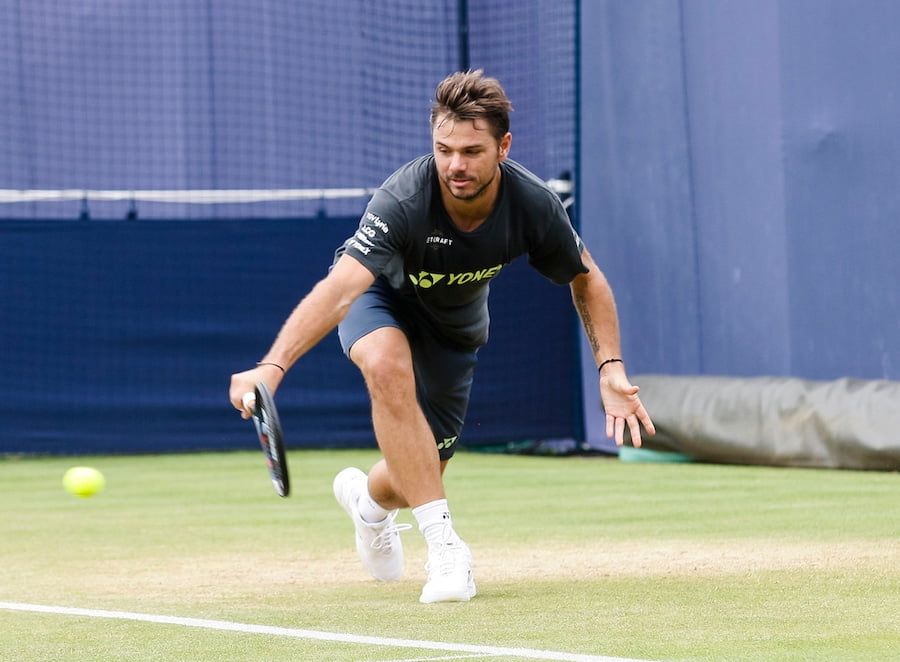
[63,466,106,498]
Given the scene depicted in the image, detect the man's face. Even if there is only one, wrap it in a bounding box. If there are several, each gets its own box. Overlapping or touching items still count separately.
[432,116,511,202]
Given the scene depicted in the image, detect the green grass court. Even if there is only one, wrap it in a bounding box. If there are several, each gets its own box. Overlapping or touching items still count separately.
[1,450,897,661]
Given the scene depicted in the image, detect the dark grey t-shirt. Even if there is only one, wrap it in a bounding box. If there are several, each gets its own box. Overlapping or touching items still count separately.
[335,155,588,349]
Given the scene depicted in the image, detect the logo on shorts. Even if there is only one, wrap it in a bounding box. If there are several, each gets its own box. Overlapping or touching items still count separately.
[437,436,458,450]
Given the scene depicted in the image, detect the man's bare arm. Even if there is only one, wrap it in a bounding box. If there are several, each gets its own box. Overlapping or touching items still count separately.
[229,254,375,416]
[570,248,656,446]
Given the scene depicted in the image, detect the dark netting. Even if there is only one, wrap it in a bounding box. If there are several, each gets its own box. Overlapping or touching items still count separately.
[1,0,575,220]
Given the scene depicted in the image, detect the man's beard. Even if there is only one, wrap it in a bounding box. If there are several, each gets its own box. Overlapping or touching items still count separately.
[444,168,497,201]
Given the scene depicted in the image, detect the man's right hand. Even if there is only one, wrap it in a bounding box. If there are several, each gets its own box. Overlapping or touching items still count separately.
[229,364,284,419]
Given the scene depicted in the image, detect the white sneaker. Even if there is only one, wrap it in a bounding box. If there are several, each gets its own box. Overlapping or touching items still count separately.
[333,467,411,582]
[419,536,476,603]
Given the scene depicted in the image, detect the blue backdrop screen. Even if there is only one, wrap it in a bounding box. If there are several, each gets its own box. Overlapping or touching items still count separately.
[0,219,580,454]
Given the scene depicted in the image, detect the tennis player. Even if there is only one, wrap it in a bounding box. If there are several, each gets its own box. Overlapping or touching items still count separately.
[230,70,655,603]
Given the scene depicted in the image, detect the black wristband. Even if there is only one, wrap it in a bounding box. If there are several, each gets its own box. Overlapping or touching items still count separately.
[597,358,623,374]
[256,361,286,374]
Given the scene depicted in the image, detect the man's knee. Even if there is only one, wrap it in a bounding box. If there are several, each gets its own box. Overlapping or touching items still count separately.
[350,328,415,399]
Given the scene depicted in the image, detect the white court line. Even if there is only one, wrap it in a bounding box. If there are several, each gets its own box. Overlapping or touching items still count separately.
[371,655,501,661]
[0,602,654,662]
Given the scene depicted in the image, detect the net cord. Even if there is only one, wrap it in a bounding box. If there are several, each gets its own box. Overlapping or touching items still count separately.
[0,180,573,205]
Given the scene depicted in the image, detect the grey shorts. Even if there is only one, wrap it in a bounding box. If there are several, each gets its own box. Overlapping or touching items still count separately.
[338,277,477,460]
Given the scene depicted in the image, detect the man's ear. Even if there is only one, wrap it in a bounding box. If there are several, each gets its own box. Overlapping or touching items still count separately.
[498,132,512,161]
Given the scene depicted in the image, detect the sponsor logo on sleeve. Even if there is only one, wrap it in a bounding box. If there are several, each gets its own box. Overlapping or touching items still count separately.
[366,212,390,233]
[347,212,391,256]
[347,238,371,255]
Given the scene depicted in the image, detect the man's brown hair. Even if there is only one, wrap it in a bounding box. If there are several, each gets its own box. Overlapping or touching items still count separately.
[430,70,513,141]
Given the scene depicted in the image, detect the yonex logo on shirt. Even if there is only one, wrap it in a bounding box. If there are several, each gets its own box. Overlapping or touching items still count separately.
[408,264,504,289]
[409,272,446,288]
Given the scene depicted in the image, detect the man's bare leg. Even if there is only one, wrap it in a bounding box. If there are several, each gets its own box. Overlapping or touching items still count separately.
[349,326,446,509]
[347,326,475,602]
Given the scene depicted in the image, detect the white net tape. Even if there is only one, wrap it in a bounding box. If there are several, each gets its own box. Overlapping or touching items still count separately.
[0,179,573,206]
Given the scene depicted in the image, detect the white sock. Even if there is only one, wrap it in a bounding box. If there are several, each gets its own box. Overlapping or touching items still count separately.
[412,499,459,546]
[357,488,391,524]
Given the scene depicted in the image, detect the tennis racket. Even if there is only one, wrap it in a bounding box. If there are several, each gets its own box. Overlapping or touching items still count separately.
[243,383,290,497]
